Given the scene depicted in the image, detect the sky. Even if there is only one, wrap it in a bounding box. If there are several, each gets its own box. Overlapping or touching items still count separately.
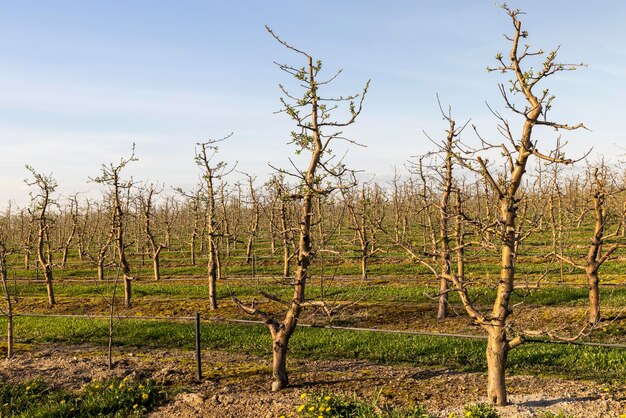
[1,1,625,207]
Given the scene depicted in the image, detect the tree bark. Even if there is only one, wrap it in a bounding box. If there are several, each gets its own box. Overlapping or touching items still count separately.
[271,336,289,391]
[97,260,105,281]
[437,275,449,320]
[153,253,161,281]
[124,276,132,308]
[44,266,55,305]
[486,330,509,406]
[587,268,600,325]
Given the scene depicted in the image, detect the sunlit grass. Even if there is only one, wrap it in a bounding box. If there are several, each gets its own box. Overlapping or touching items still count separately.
[3,316,626,382]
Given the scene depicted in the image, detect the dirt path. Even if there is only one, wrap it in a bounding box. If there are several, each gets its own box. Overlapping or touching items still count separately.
[0,343,622,417]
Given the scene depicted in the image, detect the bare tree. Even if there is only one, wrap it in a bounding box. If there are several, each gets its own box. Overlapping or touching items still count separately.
[244,175,261,265]
[447,6,587,405]
[139,183,167,281]
[235,26,369,391]
[92,147,137,308]
[343,184,381,279]
[59,194,79,268]
[195,135,234,310]
[0,229,15,359]
[410,98,469,319]
[90,199,114,281]
[25,165,57,305]
[270,176,297,278]
[555,164,623,324]
[186,187,202,266]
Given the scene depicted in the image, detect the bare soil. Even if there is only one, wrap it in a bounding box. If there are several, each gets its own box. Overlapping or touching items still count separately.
[0,343,623,417]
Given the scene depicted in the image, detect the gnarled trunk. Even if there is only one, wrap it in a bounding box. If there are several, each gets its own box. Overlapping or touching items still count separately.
[271,335,289,391]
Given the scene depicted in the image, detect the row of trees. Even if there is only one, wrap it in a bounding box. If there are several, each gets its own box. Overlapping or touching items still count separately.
[4,160,624,280]
[1,6,625,406]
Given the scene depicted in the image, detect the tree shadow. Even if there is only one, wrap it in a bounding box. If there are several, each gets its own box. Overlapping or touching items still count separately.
[410,369,464,380]
[515,395,598,407]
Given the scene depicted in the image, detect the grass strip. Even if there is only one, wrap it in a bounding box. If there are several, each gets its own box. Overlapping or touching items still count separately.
[8,282,626,308]
[3,316,626,382]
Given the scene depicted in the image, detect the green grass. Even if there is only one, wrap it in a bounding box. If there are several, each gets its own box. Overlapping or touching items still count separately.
[0,377,167,417]
[9,280,626,308]
[4,316,626,382]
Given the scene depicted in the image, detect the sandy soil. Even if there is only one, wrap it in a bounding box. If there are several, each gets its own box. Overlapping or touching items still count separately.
[0,343,623,417]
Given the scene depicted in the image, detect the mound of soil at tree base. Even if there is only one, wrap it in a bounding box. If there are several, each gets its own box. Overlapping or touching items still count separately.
[0,343,622,417]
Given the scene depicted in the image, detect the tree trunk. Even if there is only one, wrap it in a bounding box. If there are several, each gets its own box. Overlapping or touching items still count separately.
[437,275,449,320]
[283,248,290,279]
[208,279,217,310]
[361,251,368,279]
[44,267,55,305]
[6,314,13,359]
[587,268,600,324]
[486,330,508,406]
[124,276,132,308]
[153,254,161,281]
[97,259,105,281]
[61,246,70,268]
[190,241,196,266]
[1,255,13,360]
[245,239,253,264]
[208,246,218,309]
[271,336,289,391]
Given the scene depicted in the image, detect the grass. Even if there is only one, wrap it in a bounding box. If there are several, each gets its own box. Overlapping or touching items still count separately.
[0,377,167,417]
[9,280,626,308]
[4,316,626,382]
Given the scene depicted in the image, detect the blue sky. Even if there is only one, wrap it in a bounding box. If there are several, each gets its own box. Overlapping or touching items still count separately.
[1,1,625,206]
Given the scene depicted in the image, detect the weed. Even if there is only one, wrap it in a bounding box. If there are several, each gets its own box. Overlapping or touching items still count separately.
[290,390,432,417]
[0,377,167,417]
[453,403,498,418]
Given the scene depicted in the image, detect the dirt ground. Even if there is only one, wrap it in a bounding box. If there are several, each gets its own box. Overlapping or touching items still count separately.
[0,343,623,417]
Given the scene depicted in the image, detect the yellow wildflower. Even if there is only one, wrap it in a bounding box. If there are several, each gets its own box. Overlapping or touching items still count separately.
[133,404,138,409]
[297,405,305,412]
[60,400,65,405]
[466,412,472,417]
[25,386,31,391]
[279,416,286,418]
[308,406,315,411]
[300,393,307,399]
[325,407,330,412]
[319,405,325,412]
[142,393,149,400]
[324,396,331,401]
[138,384,144,389]
[123,377,129,382]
